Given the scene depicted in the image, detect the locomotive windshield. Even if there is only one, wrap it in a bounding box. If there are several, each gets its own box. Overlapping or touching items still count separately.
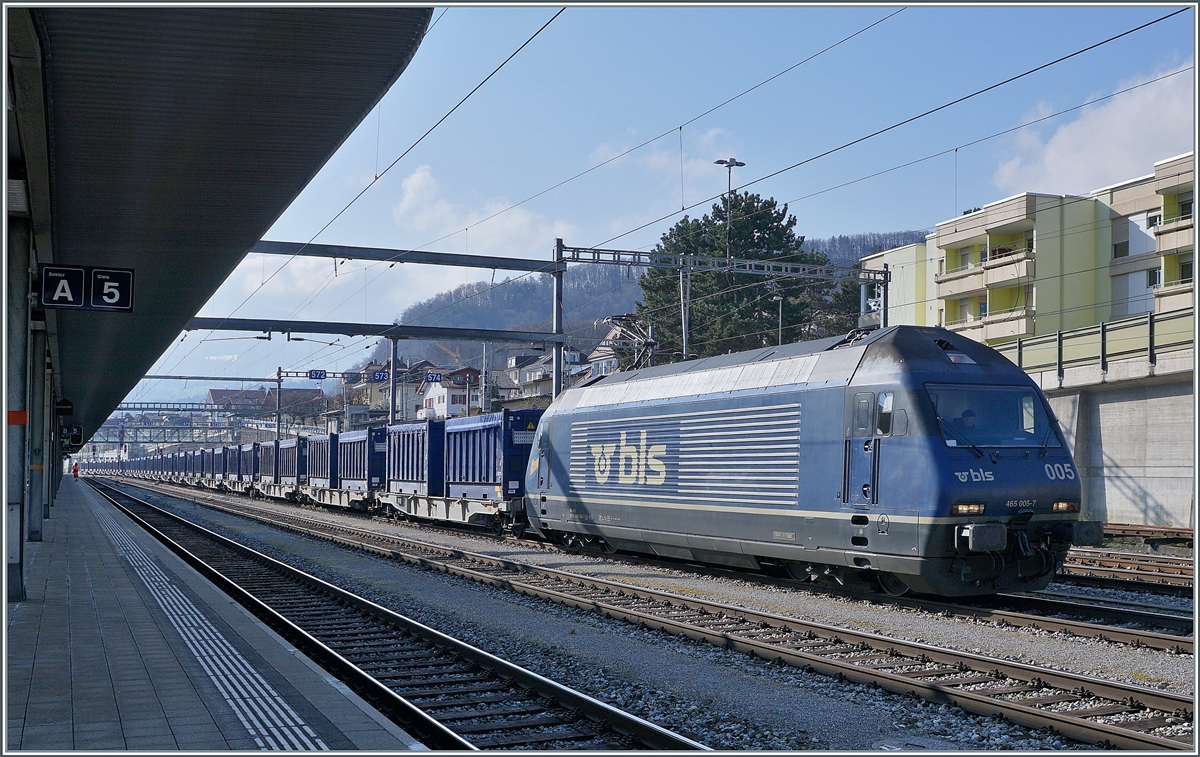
[926,384,1061,448]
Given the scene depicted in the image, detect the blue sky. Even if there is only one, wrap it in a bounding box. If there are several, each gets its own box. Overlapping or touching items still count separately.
[135,3,1195,401]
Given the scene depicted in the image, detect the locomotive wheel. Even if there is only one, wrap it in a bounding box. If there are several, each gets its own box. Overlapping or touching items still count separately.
[784,561,814,582]
[510,521,526,539]
[562,533,583,554]
[876,572,911,596]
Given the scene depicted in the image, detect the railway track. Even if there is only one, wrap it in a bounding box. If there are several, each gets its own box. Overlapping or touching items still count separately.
[86,479,706,751]
[611,556,1196,647]
[1060,548,1194,595]
[1106,524,1194,549]
[103,478,1194,750]
[116,478,1194,647]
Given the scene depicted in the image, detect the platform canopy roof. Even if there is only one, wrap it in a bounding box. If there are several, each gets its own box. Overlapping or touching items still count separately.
[7,6,432,440]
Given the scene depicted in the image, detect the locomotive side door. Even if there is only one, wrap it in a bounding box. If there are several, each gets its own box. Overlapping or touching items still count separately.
[535,428,551,494]
[845,392,878,506]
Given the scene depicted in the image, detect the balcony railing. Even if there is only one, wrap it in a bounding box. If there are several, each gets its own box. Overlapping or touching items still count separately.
[939,260,980,277]
[983,305,1032,321]
[985,244,1032,262]
[993,306,1193,379]
[1153,213,1193,238]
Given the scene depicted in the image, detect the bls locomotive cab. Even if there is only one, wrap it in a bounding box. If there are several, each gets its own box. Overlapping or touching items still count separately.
[524,325,1101,597]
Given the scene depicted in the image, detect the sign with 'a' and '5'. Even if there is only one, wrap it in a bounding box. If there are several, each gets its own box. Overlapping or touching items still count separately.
[39,265,135,312]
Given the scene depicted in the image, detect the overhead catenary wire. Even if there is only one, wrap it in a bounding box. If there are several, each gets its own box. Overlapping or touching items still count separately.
[210,6,906,348]
[589,66,1191,260]
[251,7,911,349]
[420,9,906,253]
[231,157,1196,380]
[601,160,1197,352]
[591,7,1189,249]
[158,10,1188,391]
[173,6,1038,378]
[178,64,1194,384]
[157,7,566,382]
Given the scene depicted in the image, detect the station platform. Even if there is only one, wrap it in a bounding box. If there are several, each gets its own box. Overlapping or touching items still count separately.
[6,477,421,751]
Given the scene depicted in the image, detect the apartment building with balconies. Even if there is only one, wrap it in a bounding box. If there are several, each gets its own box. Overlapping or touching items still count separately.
[864,152,1193,346]
[1097,152,1193,319]
[858,242,939,328]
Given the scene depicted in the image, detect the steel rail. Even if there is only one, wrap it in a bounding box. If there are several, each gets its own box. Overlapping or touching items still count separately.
[87,479,707,751]
[1106,524,1193,543]
[1036,588,1193,616]
[567,542,1195,651]
[107,478,1193,750]
[1058,565,1194,592]
[557,543,1196,650]
[84,479,473,750]
[977,594,1194,641]
[1067,549,1194,575]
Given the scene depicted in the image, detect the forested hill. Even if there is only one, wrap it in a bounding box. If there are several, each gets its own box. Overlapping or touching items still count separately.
[401,264,642,332]
[803,230,928,262]
[368,265,643,366]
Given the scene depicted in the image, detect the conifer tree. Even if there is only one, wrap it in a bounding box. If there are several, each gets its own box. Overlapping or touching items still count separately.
[635,192,861,362]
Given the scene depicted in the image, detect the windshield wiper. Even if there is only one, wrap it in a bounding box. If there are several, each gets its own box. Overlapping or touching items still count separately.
[1037,423,1059,458]
[936,414,984,458]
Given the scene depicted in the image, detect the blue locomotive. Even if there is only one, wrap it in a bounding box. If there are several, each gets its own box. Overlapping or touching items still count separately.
[522,325,1101,596]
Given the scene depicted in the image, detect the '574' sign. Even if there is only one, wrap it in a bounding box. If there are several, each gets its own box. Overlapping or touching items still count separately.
[39,265,135,312]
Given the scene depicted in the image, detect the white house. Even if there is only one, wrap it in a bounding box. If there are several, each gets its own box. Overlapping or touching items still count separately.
[416,367,481,419]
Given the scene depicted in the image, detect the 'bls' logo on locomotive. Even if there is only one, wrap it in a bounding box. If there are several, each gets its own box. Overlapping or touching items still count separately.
[955,468,995,482]
[591,430,666,486]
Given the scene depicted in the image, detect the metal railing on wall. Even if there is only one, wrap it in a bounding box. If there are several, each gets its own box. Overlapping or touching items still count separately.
[993,307,1193,380]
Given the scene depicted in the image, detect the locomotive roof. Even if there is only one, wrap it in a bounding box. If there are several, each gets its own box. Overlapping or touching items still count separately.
[569,325,1022,406]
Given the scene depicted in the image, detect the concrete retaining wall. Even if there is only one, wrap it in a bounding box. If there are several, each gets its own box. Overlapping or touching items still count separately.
[1037,349,1194,528]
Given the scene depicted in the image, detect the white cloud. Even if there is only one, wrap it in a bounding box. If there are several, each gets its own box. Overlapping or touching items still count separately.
[391,165,578,257]
[993,66,1194,195]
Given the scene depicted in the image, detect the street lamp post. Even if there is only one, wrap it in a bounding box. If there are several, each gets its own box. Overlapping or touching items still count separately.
[714,157,745,259]
[772,294,783,346]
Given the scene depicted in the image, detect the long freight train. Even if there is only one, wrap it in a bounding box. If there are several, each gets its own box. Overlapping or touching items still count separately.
[84,325,1101,596]
[99,409,544,535]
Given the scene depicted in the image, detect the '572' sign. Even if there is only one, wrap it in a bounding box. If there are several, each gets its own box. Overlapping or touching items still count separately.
[39,265,135,312]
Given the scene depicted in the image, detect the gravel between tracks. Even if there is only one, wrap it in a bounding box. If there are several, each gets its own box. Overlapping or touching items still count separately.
[121,486,1194,750]
[239,499,1192,694]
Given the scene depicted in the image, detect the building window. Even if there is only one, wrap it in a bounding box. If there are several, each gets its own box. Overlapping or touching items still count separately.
[1112,241,1129,259]
[978,299,987,318]
[1148,214,1161,228]
[1147,268,1161,289]
[1180,260,1193,284]
[1181,200,1193,220]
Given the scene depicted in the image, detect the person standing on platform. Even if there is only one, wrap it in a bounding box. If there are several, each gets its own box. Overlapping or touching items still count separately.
[72,462,79,480]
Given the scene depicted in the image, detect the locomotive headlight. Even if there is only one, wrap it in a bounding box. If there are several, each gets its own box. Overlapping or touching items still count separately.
[952,503,985,515]
[1052,500,1079,513]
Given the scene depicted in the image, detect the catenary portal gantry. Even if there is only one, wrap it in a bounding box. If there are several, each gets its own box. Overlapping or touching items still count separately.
[237,237,889,399]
